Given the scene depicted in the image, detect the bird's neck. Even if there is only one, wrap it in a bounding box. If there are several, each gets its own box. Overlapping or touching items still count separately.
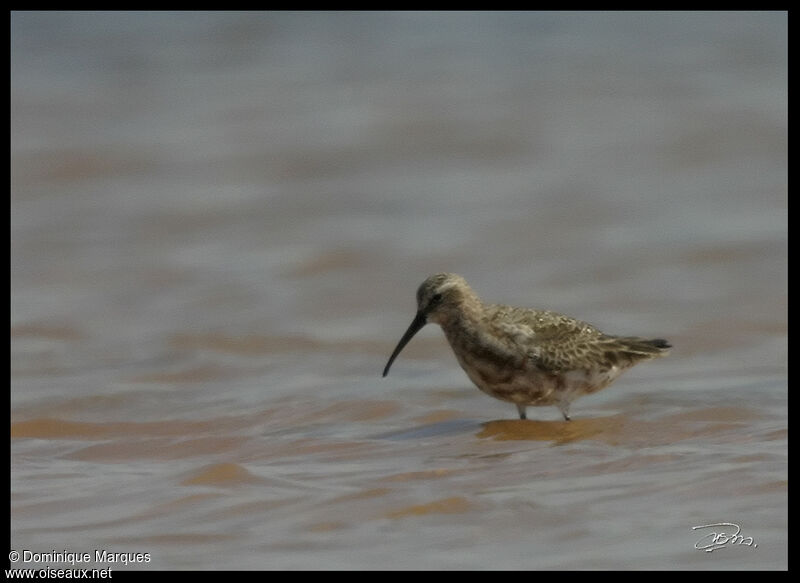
[437,297,485,341]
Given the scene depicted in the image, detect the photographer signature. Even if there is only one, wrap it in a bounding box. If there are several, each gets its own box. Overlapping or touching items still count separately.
[692,522,758,552]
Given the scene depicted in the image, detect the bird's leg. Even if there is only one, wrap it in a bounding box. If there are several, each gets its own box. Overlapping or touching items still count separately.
[516,404,527,420]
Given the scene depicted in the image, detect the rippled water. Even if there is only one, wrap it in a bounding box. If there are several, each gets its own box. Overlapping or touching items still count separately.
[11,12,786,570]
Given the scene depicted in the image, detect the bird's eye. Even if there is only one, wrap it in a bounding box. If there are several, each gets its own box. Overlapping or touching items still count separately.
[431,293,443,304]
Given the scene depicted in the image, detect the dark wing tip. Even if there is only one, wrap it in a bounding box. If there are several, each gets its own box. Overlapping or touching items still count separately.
[650,338,672,349]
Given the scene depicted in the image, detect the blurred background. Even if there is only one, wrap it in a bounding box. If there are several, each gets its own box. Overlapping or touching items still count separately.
[11,12,786,570]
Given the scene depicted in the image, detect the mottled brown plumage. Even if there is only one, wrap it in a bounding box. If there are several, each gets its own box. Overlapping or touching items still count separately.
[383,273,670,420]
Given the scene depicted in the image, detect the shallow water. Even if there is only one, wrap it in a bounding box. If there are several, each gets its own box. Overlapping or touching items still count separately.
[11,12,786,570]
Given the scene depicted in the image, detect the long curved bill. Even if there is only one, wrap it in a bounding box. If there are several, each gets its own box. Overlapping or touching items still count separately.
[382,311,427,377]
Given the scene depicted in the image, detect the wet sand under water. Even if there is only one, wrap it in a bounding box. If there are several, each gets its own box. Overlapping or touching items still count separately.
[10,360,787,570]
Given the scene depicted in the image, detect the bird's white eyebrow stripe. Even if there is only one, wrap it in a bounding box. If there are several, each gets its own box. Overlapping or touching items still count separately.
[435,280,461,294]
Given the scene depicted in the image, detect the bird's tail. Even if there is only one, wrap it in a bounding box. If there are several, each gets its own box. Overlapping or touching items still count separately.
[615,337,672,358]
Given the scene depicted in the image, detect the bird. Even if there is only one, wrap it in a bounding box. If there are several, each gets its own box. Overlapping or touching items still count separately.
[382,273,670,421]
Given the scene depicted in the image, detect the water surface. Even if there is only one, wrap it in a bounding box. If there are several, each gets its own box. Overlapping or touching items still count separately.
[11,11,787,570]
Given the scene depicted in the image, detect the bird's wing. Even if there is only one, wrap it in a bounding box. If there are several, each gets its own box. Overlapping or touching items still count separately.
[486,306,603,372]
[488,306,669,373]
[529,322,608,372]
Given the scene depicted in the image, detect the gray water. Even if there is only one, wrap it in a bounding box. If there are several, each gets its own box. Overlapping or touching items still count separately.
[11,11,787,570]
